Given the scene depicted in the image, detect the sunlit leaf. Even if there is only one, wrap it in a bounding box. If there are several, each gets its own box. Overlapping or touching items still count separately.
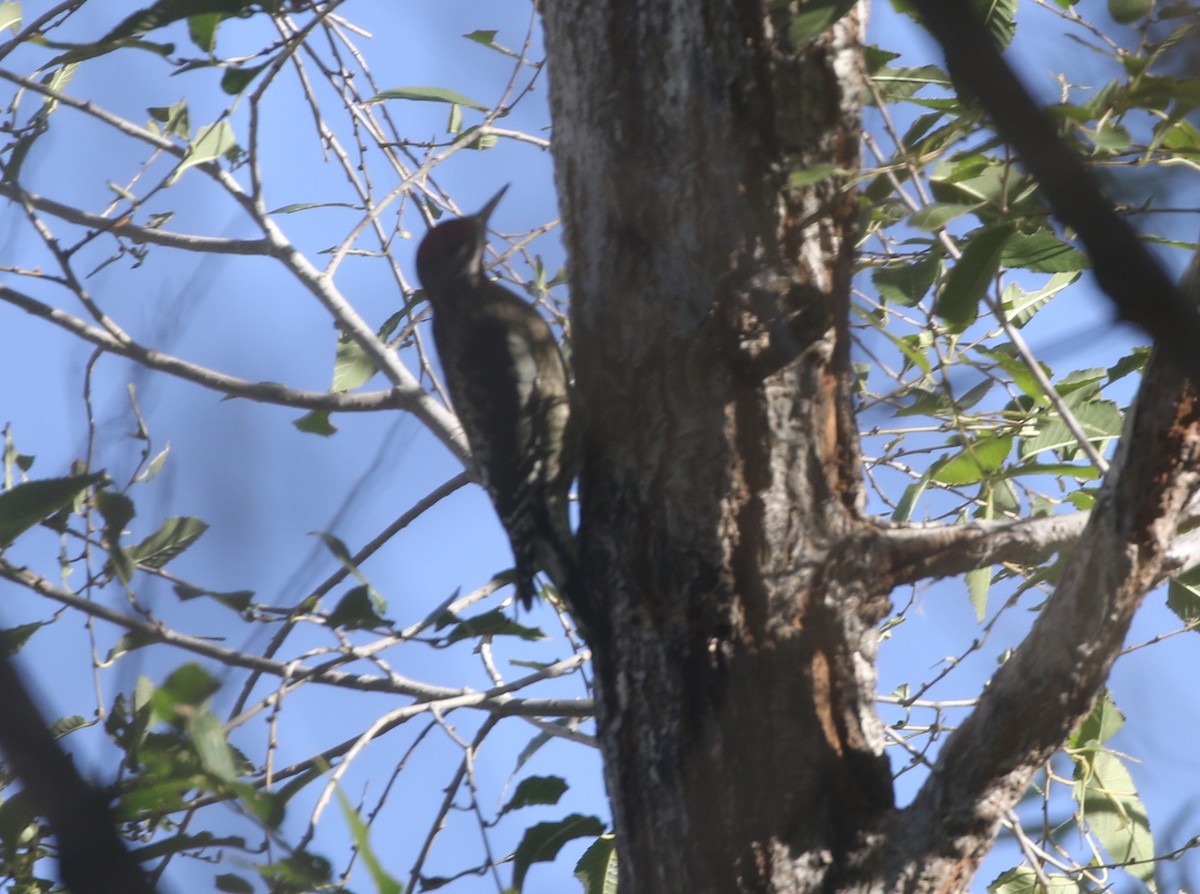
[369,86,488,111]
[575,834,619,894]
[128,516,208,568]
[169,119,238,184]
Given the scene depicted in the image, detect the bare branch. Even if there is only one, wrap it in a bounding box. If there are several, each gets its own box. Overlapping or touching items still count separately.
[1,284,403,412]
[0,181,273,254]
[0,557,593,718]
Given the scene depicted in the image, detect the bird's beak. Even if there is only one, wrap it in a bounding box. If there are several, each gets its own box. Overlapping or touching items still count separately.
[476,184,510,225]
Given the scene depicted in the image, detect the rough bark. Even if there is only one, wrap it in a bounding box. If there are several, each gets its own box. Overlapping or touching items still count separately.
[541,1,1200,892]
[543,2,888,891]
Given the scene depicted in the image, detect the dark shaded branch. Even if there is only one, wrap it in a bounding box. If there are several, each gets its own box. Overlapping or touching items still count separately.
[0,652,155,894]
[907,0,1200,386]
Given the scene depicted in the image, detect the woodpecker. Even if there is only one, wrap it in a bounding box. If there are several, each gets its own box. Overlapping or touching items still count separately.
[416,186,577,610]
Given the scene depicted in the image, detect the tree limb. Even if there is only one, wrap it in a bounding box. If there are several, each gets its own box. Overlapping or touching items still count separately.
[875,511,1088,585]
[880,348,1200,886]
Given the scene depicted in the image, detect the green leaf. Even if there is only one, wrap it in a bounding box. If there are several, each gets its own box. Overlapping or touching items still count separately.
[97,489,137,583]
[132,832,245,862]
[909,202,978,231]
[332,329,378,393]
[441,607,544,644]
[977,345,1050,403]
[1002,271,1078,328]
[574,835,618,894]
[169,119,238,184]
[512,814,605,890]
[786,164,839,188]
[500,776,568,816]
[128,516,208,568]
[458,123,499,150]
[0,791,40,857]
[966,565,990,622]
[97,490,136,537]
[226,782,284,828]
[48,713,90,739]
[294,410,337,436]
[137,444,172,483]
[327,585,389,631]
[1021,393,1122,460]
[1109,0,1152,23]
[1073,748,1156,888]
[221,62,269,95]
[47,37,175,67]
[1167,565,1200,626]
[0,473,104,548]
[174,582,254,614]
[988,867,1081,894]
[1001,232,1089,273]
[188,11,222,52]
[106,628,160,663]
[257,852,333,891]
[870,64,951,104]
[873,250,941,306]
[1071,690,1124,748]
[891,478,929,522]
[464,29,499,46]
[188,706,237,782]
[789,0,858,43]
[935,223,1015,332]
[975,0,1017,49]
[148,100,190,139]
[0,620,49,657]
[369,86,488,112]
[335,790,402,894]
[931,435,1013,486]
[463,29,517,57]
[159,663,220,710]
[312,530,374,589]
[99,0,252,42]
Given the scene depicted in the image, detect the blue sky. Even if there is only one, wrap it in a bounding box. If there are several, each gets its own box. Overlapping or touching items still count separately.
[2,2,1199,892]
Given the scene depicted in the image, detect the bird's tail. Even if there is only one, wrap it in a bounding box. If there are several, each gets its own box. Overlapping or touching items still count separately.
[535,492,577,601]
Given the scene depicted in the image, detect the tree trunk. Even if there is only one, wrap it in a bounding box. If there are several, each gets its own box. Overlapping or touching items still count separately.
[541,1,1200,892]
[543,2,889,891]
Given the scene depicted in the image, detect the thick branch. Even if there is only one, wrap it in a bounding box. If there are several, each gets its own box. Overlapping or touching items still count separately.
[876,512,1088,585]
[880,351,1200,887]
